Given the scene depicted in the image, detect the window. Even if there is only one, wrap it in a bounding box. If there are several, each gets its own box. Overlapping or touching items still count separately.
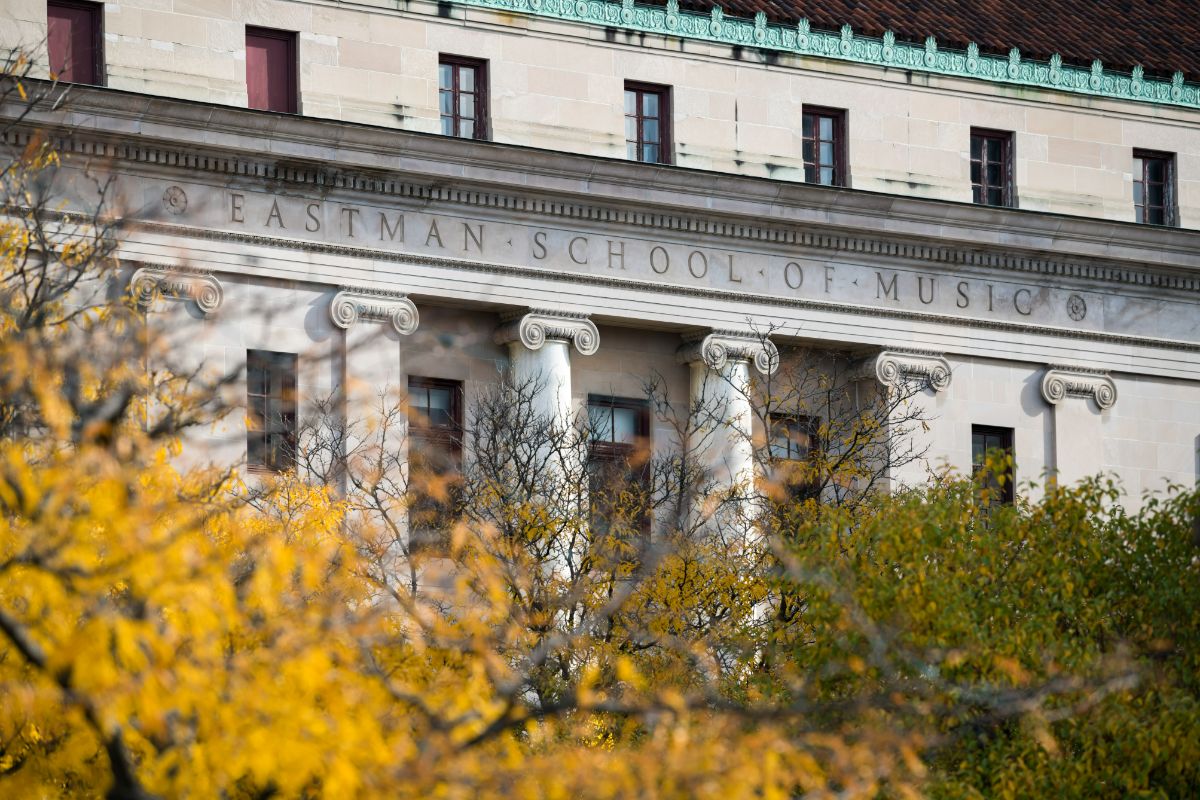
[971,129,1014,207]
[769,415,821,502]
[588,396,651,540]
[47,0,103,85]
[247,350,297,472]
[624,82,671,165]
[801,107,846,187]
[971,425,1014,505]
[407,377,463,553]
[1133,150,1175,226]
[439,56,488,140]
[245,27,297,113]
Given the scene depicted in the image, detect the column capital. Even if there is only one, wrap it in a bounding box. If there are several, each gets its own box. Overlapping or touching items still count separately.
[857,349,952,393]
[131,266,223,316]
[1040,366,1117,410]
[677,330,778,375]
[493,309,599,356]
[329,287,419,335]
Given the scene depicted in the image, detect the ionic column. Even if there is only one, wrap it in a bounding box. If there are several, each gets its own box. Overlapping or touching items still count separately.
[328,286,419,478]
[677,331,778,510]
[493,309,600,431]
[1041,366,1117,486]
[855,349,953,489]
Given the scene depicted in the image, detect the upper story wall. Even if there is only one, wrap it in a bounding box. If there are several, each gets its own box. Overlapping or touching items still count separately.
[5,0,1200,227]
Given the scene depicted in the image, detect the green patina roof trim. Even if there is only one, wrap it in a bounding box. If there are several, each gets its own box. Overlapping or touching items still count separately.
[452,0,1200,111]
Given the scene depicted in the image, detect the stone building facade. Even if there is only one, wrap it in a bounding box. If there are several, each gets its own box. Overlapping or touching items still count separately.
[3,0,1199,507]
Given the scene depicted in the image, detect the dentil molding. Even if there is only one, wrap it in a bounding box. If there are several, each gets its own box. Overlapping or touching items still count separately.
[678,330,779,375]
[1040,367,1118,410]
[328,287,419,335]
[859,350,953,392]
[494,309,600,355]
[130,267,222,315]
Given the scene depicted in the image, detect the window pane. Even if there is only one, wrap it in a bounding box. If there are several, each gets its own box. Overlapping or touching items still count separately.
[427,387,453,428]
[987,162,1002,185]
[625,116,637,142]
[986,138,1002,161]
[819,116,833,138]
[439,90,452,115]
[970,136,982,160]
[802,114,813,139]
[1148,206,1165,225]
[1147,158,1165,182]
[627,142,639,160]
[589,405,612,441]
[441,116,455,136]
[642,91,659,117]
[439,63,452,89]
[970,161,982,185]
[819,141,834,166]
[802,139,814,164]
[460,119,475,139]
[643,119,659,144]
[1133,181,1144,206]
[612,407,637,444]
[972,185,983,204]
[820,166,835,185]
[642,143,659,163]
[48,2,98,84]
[988,187,1003,206]
[459,66,475,92]
[804,163,817,183]
[1135,205,1145,224]
[624,90,636,115]
[458,92,475,119]
[1147,182,1165,207]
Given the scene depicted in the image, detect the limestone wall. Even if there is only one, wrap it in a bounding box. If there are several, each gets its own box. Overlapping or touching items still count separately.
[5,0,1200,226]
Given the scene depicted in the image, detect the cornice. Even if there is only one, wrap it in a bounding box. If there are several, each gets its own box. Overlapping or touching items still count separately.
[5,97,1200,291]
[446,0,1200,111]
[1040,367,1118,410]
[494,310,600,355]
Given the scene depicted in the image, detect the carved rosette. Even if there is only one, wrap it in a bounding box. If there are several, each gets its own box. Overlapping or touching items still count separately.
[494,310,600,356]
[861,350,952,393]
[678,331,779,375]
[1040,367,1117,411]
[328,288,419,335]
[131,267,223,315]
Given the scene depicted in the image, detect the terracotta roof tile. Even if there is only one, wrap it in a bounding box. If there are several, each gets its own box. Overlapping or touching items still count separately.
[666,0,1197,79]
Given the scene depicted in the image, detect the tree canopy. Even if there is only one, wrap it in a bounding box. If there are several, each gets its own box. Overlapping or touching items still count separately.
[2,58,1198,799]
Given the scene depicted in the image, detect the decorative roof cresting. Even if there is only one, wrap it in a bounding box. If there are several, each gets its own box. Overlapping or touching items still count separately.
[445,0,1198,110]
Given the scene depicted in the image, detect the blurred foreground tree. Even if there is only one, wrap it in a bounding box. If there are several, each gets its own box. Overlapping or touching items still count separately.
[2,55,1198,799]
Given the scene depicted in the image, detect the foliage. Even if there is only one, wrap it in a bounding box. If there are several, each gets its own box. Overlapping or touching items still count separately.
[2,57,1198,799]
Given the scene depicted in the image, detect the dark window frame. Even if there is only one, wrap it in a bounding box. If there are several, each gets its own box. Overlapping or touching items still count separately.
[588,394,652,537]
[970,128,1015,208]
[439,54,489,141]
[801,105,848,187]
[624,80,672,166]
[47,0,105,86]
[1133,149,1176,227]
[407,376,465,554]
[245,26,299,114]
[768,413,822,502]
[246,349,297,473]
[971,424,1015,506]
